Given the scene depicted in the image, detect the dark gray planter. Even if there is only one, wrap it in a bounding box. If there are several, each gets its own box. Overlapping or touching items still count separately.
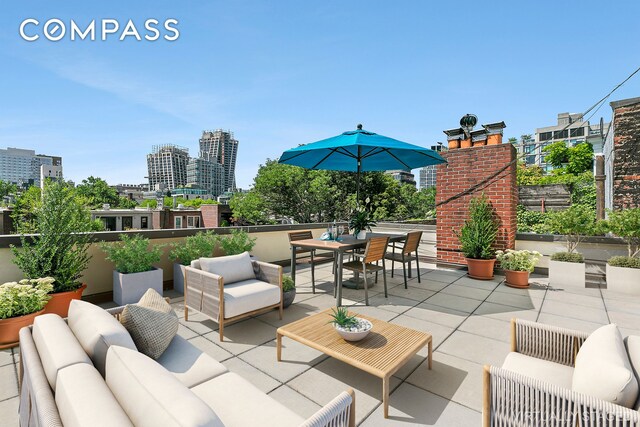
[283,289,296,308]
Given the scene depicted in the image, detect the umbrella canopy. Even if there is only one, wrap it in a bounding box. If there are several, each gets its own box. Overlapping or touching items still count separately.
[278,125,447,207]
[278,125,446,173]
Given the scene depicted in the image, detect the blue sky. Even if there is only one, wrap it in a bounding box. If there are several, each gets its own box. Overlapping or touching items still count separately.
[1,1,639,189]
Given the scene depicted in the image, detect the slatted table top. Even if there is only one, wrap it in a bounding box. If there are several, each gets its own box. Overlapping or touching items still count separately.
[277,308,432,378]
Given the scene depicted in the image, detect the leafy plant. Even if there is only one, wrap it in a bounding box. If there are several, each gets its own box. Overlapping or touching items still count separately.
[495,249,541,272]
[11,181,94,293]
[542,141,594,174]
[218,230,256,256]
[349,209,376,235]
[604,208,640,258]
[551,252,584,263]
[0,277,54,319]
[607,256,640,269]
[457,194,499,260]
[101,234,164,274]
[328,307,358,328]
[170,231,218,265]
[544,204,596,253]
[282,275,295,292]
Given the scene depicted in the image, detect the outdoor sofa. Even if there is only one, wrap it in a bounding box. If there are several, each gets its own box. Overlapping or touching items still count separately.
[483,318,640,426]
[18,299,355,427]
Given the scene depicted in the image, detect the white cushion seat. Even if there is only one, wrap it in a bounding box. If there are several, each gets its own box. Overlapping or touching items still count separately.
[199,252,255,284]
[106,345,223,427]
[223,279,281,319]
[502,352,574,389]
[31,314,92,390]
[156,335,228,388]
[572,324,638,408]
[56,363,133,427]
[624,335,640,410]
[192,372,305,427]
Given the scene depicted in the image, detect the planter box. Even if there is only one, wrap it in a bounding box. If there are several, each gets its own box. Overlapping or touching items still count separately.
[113,267,163,306]
[173,263,187,294]
[549,260,585,289]
[606,264,640,295]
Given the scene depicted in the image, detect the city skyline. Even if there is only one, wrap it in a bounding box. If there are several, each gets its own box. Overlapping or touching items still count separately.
[1,1,640,189]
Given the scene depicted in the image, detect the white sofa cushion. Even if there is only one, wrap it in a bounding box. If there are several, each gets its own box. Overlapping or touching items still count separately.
[502,352,574,389]
[68,300,137,377]
[624,335,640,410]
[199,252,255,285]
[156,335,228,388]
[192,372,305,427]
[223,278,281,319]
[572,324,639,408]
[31,314,91,390]
[106,345,223,427]
[56,363,133,427]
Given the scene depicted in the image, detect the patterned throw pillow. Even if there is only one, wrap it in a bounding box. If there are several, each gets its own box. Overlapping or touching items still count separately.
[120,289,178,359]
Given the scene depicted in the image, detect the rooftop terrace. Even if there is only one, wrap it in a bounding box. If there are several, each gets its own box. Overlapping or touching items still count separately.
[3,255,639,426]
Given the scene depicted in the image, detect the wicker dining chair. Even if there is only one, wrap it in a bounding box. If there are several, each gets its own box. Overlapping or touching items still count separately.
[384,231,423,289]
[341,236,389,305]
[288,230,333,293]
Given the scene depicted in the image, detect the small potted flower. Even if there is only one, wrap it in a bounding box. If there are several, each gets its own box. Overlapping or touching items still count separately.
[349,209,376,240]
[495,249,541,288]
[282,275,296,308]
[0,277,54,348]
[329,307,372,342]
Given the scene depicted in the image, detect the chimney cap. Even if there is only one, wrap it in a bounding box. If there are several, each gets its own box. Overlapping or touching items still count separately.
[481,121,506,130]
[443,127,465,137]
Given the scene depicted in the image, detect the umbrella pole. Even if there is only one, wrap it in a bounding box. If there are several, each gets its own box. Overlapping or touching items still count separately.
[356,146,361,209]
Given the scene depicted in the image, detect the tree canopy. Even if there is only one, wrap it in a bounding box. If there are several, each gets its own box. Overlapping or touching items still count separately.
[75,176,137,209]
[542,141,593,174]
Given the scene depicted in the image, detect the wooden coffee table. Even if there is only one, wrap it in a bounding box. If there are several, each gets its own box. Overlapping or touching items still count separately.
[276,309,432,418]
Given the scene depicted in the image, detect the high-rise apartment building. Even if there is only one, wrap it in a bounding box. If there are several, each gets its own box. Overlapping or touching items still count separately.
[522,113,610,171]
[186,157,224,197]
[147,145,189,191]
[0,147,62,187]
[419,144,446,189]
[386,170,416,187]
[199,130,238,191]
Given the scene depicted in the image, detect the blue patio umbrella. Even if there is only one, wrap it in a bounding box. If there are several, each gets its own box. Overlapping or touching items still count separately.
[278,124,447,204]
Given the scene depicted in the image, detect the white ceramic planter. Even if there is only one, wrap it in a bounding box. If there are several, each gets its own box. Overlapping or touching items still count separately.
[606,264,640,295]
[549,260,585,289]
[113,267,163,305]
[356,231,367,240]
[173,263,187,294]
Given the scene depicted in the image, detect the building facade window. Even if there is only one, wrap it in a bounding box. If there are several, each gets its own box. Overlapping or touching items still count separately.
[122,216,133,230]
[174,217,182,229]
[187,216,200,228]
[141,217,148,229]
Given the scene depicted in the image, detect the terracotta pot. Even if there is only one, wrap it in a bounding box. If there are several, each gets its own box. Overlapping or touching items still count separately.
[504,270,530,288]
[460,139,472,149]
[448,139,460,149]
[0,309,45,349]
[44,284,87,317]
[466,258,496,280]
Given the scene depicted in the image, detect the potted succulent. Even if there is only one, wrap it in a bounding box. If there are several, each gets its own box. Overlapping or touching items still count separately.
[349,209,376,239]
[169,231,219,294]
[282,275,296,308]
[495,249,541,288]
[101,234,165,305]
[11,181,94,317]
[604,208,640,294]
[545,205,595,289]
[0,277,54,348]
[457,194,499,280]
[328,307,372,342]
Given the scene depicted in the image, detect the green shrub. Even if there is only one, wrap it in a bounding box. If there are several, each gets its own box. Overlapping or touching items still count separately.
[550,251,584,263]
[458,194,499,260]
[605,208,640,259]
[11,181,94,293]
[282,275,295,292]
[219,230,257,256]
[516,205,548,233]
[170,231,218,265]
[544,204,596,253]
[495,249,541,272]
[101,234,165,274]
[607,256,640,269]
[0,278,54,319]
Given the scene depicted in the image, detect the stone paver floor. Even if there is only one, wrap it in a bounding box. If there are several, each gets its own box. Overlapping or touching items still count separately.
[3,262,640,426]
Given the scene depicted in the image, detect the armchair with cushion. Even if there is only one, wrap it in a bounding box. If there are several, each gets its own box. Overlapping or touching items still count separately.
[483,318,640,426]
[184,252,283,341]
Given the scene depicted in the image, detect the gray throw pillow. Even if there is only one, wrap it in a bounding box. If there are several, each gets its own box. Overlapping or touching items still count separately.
[120,289,178,359]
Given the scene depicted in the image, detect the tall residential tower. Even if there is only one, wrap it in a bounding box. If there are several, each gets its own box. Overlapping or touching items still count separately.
[199,130,239,191]
[146,145,189,191]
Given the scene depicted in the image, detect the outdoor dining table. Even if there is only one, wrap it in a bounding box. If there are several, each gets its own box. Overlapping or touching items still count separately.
[289,232,407,306]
